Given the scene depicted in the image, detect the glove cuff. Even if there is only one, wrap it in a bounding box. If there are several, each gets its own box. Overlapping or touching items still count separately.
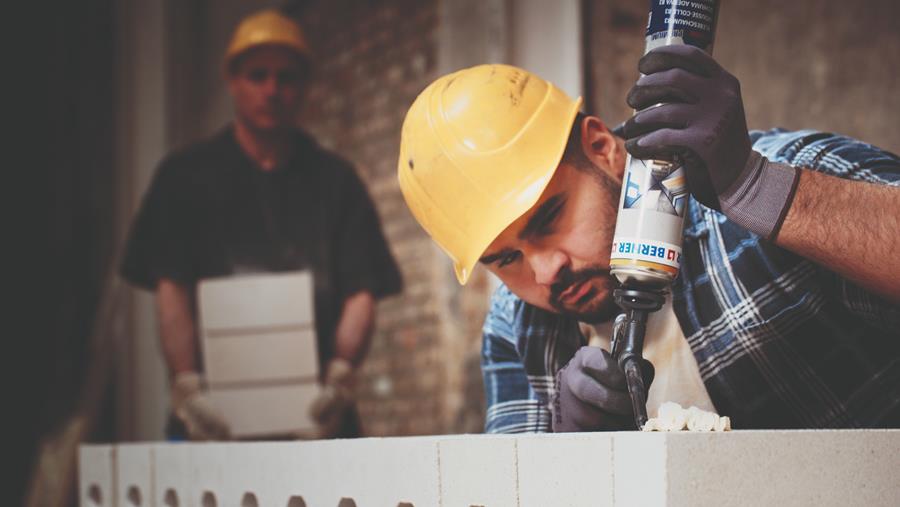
[719,151,800,240]
[324,358,355,387]
[171,371,203,407]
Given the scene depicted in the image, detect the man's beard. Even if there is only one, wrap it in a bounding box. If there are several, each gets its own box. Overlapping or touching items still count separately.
[548,265,620,323]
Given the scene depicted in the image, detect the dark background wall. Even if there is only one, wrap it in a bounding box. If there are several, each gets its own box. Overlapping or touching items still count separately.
[587,0,900,155]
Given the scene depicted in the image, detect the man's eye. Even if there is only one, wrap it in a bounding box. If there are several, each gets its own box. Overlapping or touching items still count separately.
[536,202,564,236]
[248,70,267,82]
[498,251,521,267]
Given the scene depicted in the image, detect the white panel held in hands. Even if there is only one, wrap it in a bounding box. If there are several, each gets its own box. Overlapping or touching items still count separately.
[197,271,315,330]
[209,382,322,438]
[203,327,319,386]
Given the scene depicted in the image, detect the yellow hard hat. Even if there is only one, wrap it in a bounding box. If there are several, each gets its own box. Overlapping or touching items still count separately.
[398,64,582,285]
[225,9,312,70]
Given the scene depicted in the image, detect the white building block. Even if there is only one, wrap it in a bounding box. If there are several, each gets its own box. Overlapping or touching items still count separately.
[197,271,321,438]
[439,434,519,507]
[115,444,154,507]
[329,436,442,506]
[203,327,318,386]
[614,432,668,506]
[517,433,615,507]
[77,430,900,507]
[185,443,232,507]
[155,437,440,507]
[79,445,115,507]
[281,439,347,506]
[205,441,301,507]
[662,430,900,507]
[615,430,900,507]
[198,271,314,330]
[153,443,191,507]
[209,382,321,437]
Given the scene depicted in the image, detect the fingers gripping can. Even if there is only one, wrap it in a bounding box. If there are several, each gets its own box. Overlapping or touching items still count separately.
[610,0,720,288]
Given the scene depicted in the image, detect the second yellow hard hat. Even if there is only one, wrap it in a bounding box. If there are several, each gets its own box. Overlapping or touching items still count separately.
[225,9,312,70]
[398,64,582,285]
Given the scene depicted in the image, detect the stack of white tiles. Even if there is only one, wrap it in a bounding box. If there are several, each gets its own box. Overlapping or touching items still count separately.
[80,430,900,506]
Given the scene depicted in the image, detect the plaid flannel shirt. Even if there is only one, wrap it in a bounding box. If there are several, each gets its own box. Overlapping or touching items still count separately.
[481,129,900,433]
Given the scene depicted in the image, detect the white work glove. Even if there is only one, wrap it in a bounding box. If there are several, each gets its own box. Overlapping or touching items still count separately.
[296,358,356,439]
[170,371,231,441]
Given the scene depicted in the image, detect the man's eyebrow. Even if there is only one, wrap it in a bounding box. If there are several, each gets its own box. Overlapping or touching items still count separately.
[479,248,515,265]
[518,193,566,240]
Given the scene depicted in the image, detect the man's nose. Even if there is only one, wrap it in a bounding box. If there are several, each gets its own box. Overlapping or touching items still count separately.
[529,249,568,286]
[262,75,279,96]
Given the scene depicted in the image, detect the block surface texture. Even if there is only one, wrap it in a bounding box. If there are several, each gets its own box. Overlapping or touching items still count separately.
[79,430,900,506]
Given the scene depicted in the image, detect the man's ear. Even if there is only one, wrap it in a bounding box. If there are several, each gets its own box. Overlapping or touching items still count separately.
[580,116,623,182]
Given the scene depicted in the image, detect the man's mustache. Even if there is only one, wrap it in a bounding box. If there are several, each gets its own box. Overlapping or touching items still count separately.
[549,265,612,306]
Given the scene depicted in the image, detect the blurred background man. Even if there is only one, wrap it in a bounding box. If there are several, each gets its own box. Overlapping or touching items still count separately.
[119,9,402,440]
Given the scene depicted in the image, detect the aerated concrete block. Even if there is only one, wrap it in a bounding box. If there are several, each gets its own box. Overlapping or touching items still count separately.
[439,434,519,507]
[662,430,900,507]
[208,382,321,437]
[338,436,442,506]
[517,433,615,507]
[279,439,353,506]
[115,444,154,507]
[186,443,232,507]
[203,327,318,386]
[197,271,314,330]
[615,430,900,507]
[153,443,191,507]
[79,445,115,507]
[614,432,668,506]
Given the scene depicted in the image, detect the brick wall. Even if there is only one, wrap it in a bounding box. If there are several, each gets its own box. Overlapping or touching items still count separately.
[294,0,488,436]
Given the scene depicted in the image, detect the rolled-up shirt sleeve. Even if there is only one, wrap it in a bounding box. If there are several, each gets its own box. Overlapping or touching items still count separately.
[120,159,196,290]
[333,167,403,301]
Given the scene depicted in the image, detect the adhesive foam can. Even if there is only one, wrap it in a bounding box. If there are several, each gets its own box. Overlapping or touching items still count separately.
[610,0,720,288]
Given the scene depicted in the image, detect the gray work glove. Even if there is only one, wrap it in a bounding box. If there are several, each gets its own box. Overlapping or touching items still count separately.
[551,346,654,432]
[621,45,800,240]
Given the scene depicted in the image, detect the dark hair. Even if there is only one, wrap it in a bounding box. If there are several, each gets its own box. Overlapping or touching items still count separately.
[562,111,592,170]
[560,111,618,192]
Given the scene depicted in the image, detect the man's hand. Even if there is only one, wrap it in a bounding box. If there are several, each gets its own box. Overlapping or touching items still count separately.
[170,372,231,441]
[300,358,356,439]
[551,346,654,432]
[621,45,800,239]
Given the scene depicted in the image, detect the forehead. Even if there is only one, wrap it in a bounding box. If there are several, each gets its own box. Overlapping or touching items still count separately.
[236,45,304,71]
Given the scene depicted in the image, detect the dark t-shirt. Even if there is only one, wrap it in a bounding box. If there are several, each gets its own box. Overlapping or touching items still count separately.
[120,126,402,369]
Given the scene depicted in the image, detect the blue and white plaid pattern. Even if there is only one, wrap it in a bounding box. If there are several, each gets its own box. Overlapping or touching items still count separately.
[481,129,900,433]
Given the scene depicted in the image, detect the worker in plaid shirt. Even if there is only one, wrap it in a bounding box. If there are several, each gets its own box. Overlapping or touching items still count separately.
[399,47,899,434]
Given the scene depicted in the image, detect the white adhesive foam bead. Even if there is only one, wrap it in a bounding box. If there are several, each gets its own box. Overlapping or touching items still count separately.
[715,415,732,432]
[685,406,718,432]
[657,401,688,431]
